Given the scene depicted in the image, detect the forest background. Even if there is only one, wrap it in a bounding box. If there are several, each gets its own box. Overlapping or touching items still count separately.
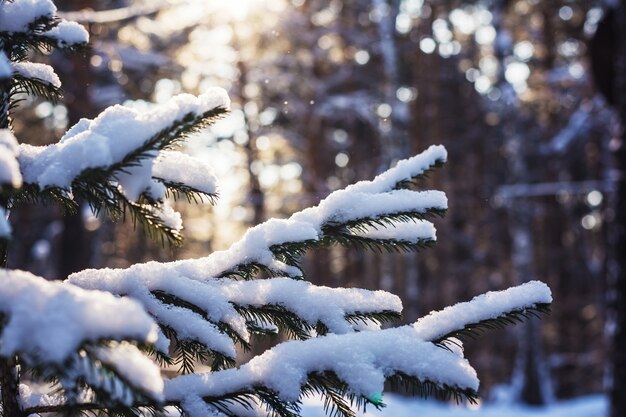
[6,0,617,409]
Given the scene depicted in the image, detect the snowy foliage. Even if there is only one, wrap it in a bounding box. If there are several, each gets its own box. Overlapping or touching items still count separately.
[0,2,552,417]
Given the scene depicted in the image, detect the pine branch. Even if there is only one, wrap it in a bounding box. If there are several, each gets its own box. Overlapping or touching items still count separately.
[25,403,166,417]
[325,234,436,254]
[269,239,318,271]
[126,199,183,247]
[201,387,300,417]
[10,73,62,103]
[150,291,243,372]
[431,303,552,347]
[24,344,164,416]
[393,158,446,190]
[233,304,313,340]
[344,310,401,328]
[158,179,218,205]
[6,183,78,213]
[387,372,479,404]
[323,208,447,235]
[58,106,229,246]
[70,176,183,246]
[217,261,301,280]
[303,372,376,417]
[1,16,88,61]
[258,210,444,280]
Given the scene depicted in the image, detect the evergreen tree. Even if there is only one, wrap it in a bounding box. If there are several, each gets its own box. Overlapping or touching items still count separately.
[0,1,552,416]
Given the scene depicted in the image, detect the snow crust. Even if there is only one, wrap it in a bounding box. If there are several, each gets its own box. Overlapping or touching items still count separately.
[17,88,230,201]
[0,269,159,364]
[413,281,553,341]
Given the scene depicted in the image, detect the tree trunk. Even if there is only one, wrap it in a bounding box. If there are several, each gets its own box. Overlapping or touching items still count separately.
[56,0,96,278]
[610,3,626,417]
[0,357,22,417]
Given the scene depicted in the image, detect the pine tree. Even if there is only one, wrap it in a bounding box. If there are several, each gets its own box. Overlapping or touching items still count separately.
[0,1,552,416]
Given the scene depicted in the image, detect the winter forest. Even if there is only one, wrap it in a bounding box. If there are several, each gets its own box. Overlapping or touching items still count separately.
[0,0,624,416]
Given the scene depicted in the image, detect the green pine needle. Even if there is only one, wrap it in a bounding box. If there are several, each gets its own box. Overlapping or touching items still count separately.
[158,179,219,205]
[432,303,552,347]
[388,372,479,404]
[10,73,63,103]
[393,159,446,190]
[344,310,401,328]
[234,304,313,341]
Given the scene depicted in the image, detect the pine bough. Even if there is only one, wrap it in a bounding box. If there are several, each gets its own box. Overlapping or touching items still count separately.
[0,1,552,416]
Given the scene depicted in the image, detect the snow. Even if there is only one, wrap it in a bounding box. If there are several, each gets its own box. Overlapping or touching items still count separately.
[293,190,447,227]
[0,0,87,45]
[13,62,61,88]
[0,207,11,238]
[0,130,23,188]
[69,268,403,358]
[166,325,479,406]
[351,219,437,242]
[91,343,164,401]
[17,88,230,201]
[67,145,448,285]
[0,0,56,33]
[301,394,606,417]
[63,144,553,415]
[0,269,160,364]
[150,201,183,231]
[413,281,552,342]
[218,278,402,333]
[43,20,89,46]
[348,144,447,194]
[0,52,12,78]
[153,150,219,196]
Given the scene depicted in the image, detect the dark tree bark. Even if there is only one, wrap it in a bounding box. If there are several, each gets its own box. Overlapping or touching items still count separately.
[610,4,626,417]
[55,0,96,279]
[590,4,626,417]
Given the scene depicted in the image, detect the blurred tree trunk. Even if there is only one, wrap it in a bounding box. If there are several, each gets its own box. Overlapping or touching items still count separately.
[56,0,95,278]
[610,4,626,417]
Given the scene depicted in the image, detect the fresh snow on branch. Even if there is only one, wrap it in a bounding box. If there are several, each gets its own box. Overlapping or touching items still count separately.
[0,0,56,33]
[153,150,219,196]
[348,144,447,194]
[165,325,479,411]
[0,269,160,364]
[69,270,402,358]
[42,20,89,46]
[17,88,230,200]
[13,62,61,88]
[413,281,553,342]
[71,145,448,285]
[351,219,436,242]
[0,0,88,45]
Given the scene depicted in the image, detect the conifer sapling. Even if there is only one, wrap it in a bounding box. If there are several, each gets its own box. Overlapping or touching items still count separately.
[0,1,552,416]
